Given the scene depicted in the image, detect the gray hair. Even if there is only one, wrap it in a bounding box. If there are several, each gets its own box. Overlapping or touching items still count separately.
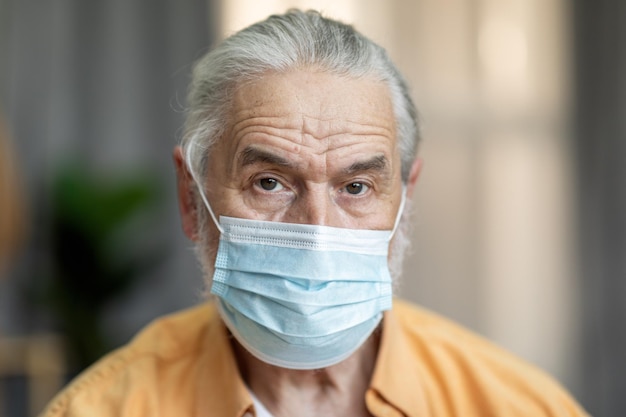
[181,9,421,184]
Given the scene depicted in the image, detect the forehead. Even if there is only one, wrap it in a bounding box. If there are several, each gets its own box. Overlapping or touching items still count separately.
[225,70,396,150]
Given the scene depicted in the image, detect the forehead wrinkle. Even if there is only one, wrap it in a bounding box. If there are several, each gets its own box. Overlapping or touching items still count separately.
[230,110,393,146]
[231,116,394,159]
[229,118,306,166]
[231,115,304,142]
[300,115,394,141]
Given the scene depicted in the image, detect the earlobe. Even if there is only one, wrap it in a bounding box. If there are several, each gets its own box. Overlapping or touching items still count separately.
[173,146,200,241]
[406,157,423,199]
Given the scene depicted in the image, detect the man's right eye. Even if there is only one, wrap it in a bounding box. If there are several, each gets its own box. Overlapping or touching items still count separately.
[258,177,284,191]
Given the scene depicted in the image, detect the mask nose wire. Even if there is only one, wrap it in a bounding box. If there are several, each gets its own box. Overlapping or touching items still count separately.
[388,185,407,242]
[184,145,225,235]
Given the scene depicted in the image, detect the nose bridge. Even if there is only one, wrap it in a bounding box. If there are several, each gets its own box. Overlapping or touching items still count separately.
[294,186,334,226]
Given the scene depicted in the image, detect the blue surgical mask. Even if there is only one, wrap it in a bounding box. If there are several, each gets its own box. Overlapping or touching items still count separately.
[189,163,405,369]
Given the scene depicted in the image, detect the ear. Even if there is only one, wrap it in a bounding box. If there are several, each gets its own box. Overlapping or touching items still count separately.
[406,157,423,198]
[173,146,200,241]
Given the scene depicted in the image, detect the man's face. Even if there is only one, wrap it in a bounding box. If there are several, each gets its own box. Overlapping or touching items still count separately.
[201,69,404,245]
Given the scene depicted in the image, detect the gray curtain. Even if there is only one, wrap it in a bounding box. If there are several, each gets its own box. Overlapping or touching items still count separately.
[573,0,626,416]
[0,0,212,350]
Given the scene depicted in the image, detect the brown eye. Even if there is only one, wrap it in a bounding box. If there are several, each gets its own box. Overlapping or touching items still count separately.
[258,178,283,191]
[345,182,367,195]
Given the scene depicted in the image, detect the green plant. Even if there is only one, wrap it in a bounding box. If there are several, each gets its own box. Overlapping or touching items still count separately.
[36,162,167,370]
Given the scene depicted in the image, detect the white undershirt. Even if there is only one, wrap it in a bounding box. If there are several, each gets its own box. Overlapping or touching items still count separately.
[249,389,276,417]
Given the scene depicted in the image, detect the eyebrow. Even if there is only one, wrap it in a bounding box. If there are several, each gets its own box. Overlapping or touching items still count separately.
[343,155,388,175]
[238,146,296,168]
[238,146,389,176]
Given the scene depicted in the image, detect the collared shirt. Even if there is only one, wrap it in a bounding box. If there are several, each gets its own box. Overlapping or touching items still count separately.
[40,299,590,417]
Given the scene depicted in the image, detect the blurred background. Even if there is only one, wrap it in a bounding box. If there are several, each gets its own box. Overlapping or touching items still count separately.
[0,0,623,416]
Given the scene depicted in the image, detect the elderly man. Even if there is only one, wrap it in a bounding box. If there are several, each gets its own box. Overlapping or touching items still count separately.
[41,10,589,417]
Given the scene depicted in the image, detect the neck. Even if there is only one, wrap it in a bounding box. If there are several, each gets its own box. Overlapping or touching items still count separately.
[232,326,381,417]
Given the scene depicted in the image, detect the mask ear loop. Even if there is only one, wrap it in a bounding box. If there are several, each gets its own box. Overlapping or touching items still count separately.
[388,185,407,241]
[184,144,225,235]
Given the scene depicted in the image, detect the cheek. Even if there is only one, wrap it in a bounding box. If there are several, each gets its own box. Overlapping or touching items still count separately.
[347,198,400,230]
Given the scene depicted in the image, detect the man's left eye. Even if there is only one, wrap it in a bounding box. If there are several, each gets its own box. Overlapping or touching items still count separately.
[258,177,284,191]
[345,182,369,195]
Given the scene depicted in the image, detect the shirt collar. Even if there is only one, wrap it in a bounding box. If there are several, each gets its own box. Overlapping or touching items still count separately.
[195,302,428,417]
[369,306,429,417]
[195,304,253,417]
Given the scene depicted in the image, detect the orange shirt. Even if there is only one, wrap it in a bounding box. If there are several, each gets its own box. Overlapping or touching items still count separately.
[40,299,590,417]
